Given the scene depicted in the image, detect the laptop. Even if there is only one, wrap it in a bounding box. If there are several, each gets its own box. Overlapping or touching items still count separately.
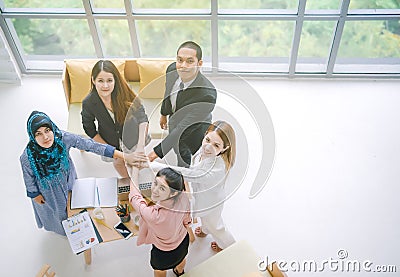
[117,168,155,201]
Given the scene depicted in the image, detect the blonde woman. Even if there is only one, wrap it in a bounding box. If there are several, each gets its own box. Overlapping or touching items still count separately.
[143,120,236,252]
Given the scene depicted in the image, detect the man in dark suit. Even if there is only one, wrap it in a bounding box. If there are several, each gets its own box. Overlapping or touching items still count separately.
[147,41,217,167]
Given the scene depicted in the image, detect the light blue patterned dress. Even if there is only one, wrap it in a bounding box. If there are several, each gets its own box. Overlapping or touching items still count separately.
[20,131,115,235]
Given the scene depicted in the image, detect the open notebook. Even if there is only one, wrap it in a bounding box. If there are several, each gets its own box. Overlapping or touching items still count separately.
[71,177,118,209]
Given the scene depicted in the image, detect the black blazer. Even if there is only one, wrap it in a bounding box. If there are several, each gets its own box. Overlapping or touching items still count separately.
[154,62,217,158]
[81,92,148,150]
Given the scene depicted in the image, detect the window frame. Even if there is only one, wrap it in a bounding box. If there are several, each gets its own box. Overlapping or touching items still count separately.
[0,0,399,78]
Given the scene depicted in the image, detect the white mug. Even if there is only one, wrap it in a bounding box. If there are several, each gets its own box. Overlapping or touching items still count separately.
[93,207,105,220]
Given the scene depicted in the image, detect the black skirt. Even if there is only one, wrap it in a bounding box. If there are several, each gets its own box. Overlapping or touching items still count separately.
[150,233,189,270]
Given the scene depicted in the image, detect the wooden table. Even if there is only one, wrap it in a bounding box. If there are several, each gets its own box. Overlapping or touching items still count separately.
[67,188,139,265]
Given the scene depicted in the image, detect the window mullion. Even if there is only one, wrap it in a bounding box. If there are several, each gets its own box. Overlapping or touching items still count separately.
[289,0,306,76]
[211,0,218,73]
[124,0,140,57]
[326,0,350,76]
[84,0,103,57]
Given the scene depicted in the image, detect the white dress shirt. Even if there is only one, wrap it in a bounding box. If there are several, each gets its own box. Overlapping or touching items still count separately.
[170,77,195,112]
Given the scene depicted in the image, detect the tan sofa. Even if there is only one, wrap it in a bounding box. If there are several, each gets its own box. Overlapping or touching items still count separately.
[62,58,174,139]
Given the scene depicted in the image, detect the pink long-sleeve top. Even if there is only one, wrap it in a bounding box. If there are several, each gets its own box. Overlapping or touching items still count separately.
[129,184,191,251]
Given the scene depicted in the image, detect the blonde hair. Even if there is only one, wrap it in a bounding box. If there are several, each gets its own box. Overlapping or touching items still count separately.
[206,120,236,171]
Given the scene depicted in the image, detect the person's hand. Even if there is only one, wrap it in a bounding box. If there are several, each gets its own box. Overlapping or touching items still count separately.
[129,160,149,169]
[148,151,158,162]
[34,194,45,204]
[125,151,148,165]
[137,161,150,170]
[159,115,168,130]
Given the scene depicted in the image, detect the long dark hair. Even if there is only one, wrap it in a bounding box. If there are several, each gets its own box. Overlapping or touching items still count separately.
[156,167,185,200]
[90,60,140,124]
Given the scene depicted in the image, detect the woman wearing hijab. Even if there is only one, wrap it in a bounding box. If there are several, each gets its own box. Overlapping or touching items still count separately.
[19,111,134,236]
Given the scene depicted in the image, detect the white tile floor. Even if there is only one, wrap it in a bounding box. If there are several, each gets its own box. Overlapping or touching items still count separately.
[0,76,399,276]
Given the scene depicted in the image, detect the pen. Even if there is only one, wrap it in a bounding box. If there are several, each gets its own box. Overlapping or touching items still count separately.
[95,218,112,230]
[96,186,101,206]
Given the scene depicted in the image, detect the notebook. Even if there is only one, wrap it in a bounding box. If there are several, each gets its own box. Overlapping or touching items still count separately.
[71,177,118,209]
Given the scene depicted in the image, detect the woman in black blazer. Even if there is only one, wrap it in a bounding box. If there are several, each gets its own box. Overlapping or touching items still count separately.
[81,60,149,177]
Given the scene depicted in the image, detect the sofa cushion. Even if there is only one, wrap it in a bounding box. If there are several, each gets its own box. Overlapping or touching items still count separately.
[136,58,174,99]
[124,60,140,82]
[65,59,125,103]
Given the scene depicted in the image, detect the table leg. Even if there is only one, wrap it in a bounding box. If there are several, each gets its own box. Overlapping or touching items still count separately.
[84,249,92,265]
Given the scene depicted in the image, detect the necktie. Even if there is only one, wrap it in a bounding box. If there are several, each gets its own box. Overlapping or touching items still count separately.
[175,82,184,111]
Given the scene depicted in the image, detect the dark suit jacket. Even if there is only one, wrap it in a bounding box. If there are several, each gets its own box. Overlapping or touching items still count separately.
[154,62,217,159]
[81,92,148,150]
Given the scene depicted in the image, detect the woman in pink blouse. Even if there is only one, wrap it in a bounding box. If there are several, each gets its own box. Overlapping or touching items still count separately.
[129,167,191,277]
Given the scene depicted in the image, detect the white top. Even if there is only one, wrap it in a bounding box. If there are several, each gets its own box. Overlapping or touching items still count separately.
[151,153,227,217]
[106,109,115,122]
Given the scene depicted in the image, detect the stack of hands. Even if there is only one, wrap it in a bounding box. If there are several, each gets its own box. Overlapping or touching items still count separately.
[124,150,149,169]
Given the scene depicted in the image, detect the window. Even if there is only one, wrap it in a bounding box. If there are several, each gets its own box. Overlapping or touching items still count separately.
[1,0,399,77]
[297,21,337,73]
[3,0,82,8]
[335,20,400,74]
[219,20,294,72]
[11,18,95,56]
[97,19,131,57]
[135,20,211,58]
[219,0,298,9]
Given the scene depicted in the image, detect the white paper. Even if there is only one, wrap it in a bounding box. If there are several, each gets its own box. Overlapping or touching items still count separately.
[96,177,118,207]
[71,177,118,209]
[71,178,96,209]
[62,211,100,254]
